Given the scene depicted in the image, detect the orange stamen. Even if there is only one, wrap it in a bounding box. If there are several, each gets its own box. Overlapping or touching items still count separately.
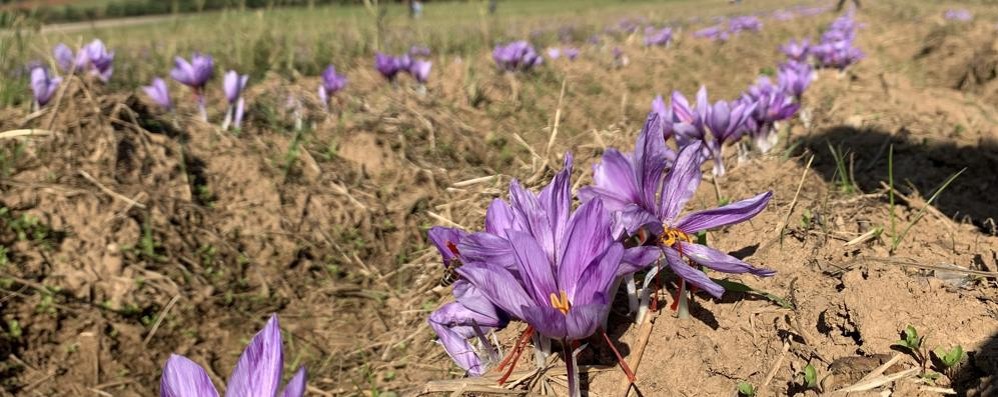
[549,290,571,315]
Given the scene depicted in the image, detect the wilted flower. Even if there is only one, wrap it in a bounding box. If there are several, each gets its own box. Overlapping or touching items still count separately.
[318,65,347,110]
[492,41,543,72]
[643,27,674,47]
[409,59,432,84]
[142,77,173,110]
[29,67,61,108]
[159,314,306,397]
[943,9,972,22]
[222,71,248,130]
[170,53,214,121]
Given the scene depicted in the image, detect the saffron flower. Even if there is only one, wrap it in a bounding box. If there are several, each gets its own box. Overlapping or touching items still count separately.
[374,53,405,81]
[643,27,674,47]
[159,314,306,397]
[222,71,248,131]
[811,13,863,70]
[29,67,61,108]
[728,16,762,34]
[740,77,800,153]
[408,45,432,57]
[694,26,729,42]
[142,77,173,110]
[700,96,756,176]
[777,60,813,100]
[53,43,88,72]
[428,279,508,377]
[318,65,347,111]
[583,141,775,300]
[83,39,114,82]
[170,53,214,121]
[780,38,810,62]
[409,59,432,84]
[492,41,543,72]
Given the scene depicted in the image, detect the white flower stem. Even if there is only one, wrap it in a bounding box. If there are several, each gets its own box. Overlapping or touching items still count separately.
[677,280,690,320]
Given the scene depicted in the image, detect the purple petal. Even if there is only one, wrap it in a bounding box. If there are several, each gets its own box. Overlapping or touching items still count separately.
[160,354,219,397]
[564,301,608,340]
[569,243,623,306]
[538,154,573,249]
[619,246,661,276]
[428,226,467,264]
[457,232,514,271]
[663,247,725,298]
[456,263,533,320]
[280,367,307,397]
[484,198,515,235]
[429,319,487,376]
[508,180,554,259]
[558,200,615,297]
[521,304,567,339]
[677,242,775,277]
[506,230,557,305]
[613,205,661,238]
[225,315,283,397]
[580,149,638,211]
[452,280,507,326]
[676,191,772,233]
[658,142,704,222]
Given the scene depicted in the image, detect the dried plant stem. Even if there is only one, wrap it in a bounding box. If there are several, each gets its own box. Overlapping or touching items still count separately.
[78,170,147,209]
[619,311,656,397]
[778,154,814,243]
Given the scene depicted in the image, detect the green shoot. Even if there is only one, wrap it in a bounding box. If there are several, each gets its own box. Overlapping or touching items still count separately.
[890,168,965,251]
[737,381,756,397]
[892,324,926,363]
[802,364,819,389]
[712,278,794,309]
[800,208,812,229]
[826,142,857,194]
[888,145,896,243]
[932,345,964,369]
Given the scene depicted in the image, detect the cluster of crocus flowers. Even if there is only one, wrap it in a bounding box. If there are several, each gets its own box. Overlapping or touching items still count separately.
[53,39,115,82]
[492,41,544,72]
[727,16,763,34]
[160,314,306,397]
[222,71,249,131]
[29,67,61,109]
[810,12,863,70]
[943,9,973,22]
[374,52,432,84]
[693,26,729,42]
[318,65,347,111]
[738,77,801,154]
[643,26,674,47]
[170,52,215,121]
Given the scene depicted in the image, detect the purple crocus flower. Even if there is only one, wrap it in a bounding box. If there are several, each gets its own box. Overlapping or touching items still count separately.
[428,280,507,377]
[170,53,214,121]
[374,53,404,81]
[408,45,431,57]
[780,38,810,62]
[409,59,432,84]
[29,67,61,108]
[943,9,973,22]
[318,65,347,111]
[546,47,562,60]
[643,27,674,47]
[83,39,114,82]
[701,98,755,176]
[728,16,762,34]
[651,95,674,140]
[741,77,800,153]
[694,26,729,42]
[582,141,775,299]
[159,314,306,397]
[492,41,544,72]
[563,47,580,60]
[777,60,813,100]
[142,77,173,110]
[222,71,248,130]
[772,10,795,21]
[53,43,88,73]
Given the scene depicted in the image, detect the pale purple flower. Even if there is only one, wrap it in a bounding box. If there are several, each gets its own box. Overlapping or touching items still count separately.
[492,41,543,72]
[728,16,762,34]
[222,71,248,130]
[944,9,973,22]
[694,26,729,42]
[582,141,775,299]
[700,98,755,176]
[29,67,61,107]
[53,43,88,73]
[142,77,173,110]
[546,47,562,60]
[318,65,347,110]
[772,10,795,21]
[780,39,810,62]
[777,60,813,99]
[428,280,507,377]
[171,53,215,90]
[83,39,114,82]
[643,27,674,47]
[740,77,800,153]
[409,59,432,84]
[408,45,431,57]
[159,314,306,397]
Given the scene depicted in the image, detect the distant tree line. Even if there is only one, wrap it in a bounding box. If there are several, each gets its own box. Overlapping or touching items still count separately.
[2,0,424,24]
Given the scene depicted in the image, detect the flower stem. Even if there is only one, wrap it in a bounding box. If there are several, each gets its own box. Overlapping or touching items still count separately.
[563,339,581,397]
[677,280,690,320]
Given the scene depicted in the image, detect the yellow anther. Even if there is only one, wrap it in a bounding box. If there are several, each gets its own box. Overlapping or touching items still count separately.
[549,290,571,315]
[658,227,693,248]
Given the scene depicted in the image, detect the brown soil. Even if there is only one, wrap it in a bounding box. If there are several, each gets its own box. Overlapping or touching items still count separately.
[1,1,997,397]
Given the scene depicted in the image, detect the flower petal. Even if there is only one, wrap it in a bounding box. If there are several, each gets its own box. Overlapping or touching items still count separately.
[557,199,613,293]
[522,304,567,339]
[538,154,573,249]
[456,263,533,320]
[658,142,704,222]
[675,191,772,233]
[506,230,557,306]
[580,149,638,211]
[160,354,219,397]
[564,300,608,341]
[677,242,775,277]
[619,246,661,276]
[451,281,508,328]
[457,232,514,271]
[663,247,725,298]
[280,367,307,397]
[508,180,555,260]
[428,226,467,264]
[569,243,623,306]
[225,315,283,397]
[484,198,515,235]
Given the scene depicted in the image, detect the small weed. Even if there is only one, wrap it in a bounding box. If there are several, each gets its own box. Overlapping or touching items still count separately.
[892,324,926,364]
[802,364,819,390]
[932,345,964,370]
[5,319,22,339]
[737,381,756,397]
[800,208,813,229]
[889,167,964,252]
[826,142,857,194]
